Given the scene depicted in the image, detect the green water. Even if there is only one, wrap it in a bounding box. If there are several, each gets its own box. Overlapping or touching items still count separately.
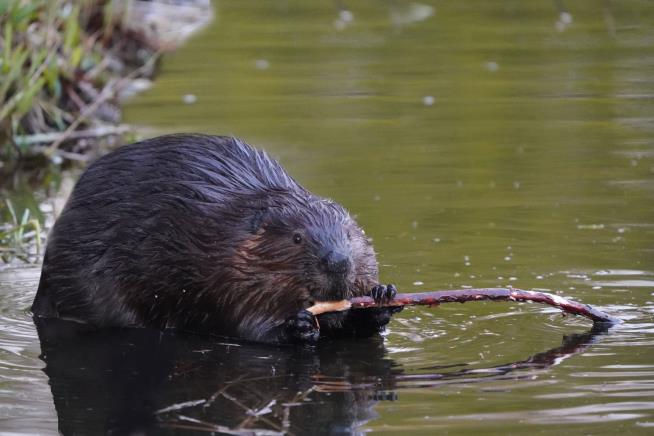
[2,0,654,434]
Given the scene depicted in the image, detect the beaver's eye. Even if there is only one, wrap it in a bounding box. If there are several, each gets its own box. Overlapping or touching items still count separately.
[293,234,303,244]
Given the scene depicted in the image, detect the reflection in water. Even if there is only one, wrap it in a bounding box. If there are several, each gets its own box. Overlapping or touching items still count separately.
[35,317,609,435]
[35,318,394,435]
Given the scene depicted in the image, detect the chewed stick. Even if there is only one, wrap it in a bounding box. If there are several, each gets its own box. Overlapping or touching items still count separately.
[306,300,352,315]
[306,288,620,325]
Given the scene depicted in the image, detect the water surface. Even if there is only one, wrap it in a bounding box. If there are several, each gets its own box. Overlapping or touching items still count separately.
[2,0,654,434]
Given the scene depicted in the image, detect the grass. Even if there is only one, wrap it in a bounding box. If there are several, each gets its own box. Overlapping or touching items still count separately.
[0,198,43,263]
[0,0,156,170]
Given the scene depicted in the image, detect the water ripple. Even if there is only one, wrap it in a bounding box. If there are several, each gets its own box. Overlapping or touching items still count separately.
[413,401,654,425]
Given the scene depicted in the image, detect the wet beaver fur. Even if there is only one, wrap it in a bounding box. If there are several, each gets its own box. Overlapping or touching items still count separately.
[32,134,400,345]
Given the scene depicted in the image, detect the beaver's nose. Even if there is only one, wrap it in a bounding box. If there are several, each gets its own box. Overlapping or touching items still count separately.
[320,250,351,274]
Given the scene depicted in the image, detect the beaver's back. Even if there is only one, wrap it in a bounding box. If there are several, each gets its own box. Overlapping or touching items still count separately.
[68,134,301,204]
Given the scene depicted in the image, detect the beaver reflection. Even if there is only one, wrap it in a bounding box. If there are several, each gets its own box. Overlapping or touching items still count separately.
[35,318,609,435]
[34,318,398,435]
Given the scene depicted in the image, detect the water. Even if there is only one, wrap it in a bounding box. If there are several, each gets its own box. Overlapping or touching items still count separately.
[2,0,654,434]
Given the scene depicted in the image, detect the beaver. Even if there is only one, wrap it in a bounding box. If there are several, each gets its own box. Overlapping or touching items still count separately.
[32,134,400,345]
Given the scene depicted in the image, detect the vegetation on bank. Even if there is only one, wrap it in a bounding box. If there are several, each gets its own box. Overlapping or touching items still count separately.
[0,0,166,263]
[0,199,41,263]
[0,0,161,170]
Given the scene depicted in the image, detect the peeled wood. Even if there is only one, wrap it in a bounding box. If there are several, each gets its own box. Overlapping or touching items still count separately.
[306,300,351,315]
[307,288,620,325]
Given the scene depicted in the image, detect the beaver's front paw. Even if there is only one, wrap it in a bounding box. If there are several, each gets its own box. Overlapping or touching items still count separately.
[335,284,402,338]
[283,309,320,345]
[370,283,398,304]
[368,283,403,328]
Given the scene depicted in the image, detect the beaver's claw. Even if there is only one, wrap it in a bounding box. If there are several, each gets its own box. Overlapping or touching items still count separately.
[283,309,320,345]
[369,283,403,321]
[370,283,398,304]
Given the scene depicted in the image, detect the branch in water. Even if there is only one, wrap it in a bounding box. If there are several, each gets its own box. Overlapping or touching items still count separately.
[306,288,620,325]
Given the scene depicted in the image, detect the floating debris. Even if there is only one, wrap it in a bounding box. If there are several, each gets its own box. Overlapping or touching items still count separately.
[555,11,573,32]
[255,59,270,70]
[334,9,354,31]
[577,224,606,230]
[182,94,197,104]
[485,61,499,72]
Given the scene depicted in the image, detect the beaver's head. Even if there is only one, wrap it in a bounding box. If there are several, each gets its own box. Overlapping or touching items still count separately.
[232,192,378,305]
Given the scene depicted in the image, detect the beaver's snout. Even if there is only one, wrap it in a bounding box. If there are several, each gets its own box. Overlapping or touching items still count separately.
[315,248,354,300]
[320,249,352,275]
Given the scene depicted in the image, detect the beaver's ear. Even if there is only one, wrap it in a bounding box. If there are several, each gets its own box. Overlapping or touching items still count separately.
[250,207,270,233]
